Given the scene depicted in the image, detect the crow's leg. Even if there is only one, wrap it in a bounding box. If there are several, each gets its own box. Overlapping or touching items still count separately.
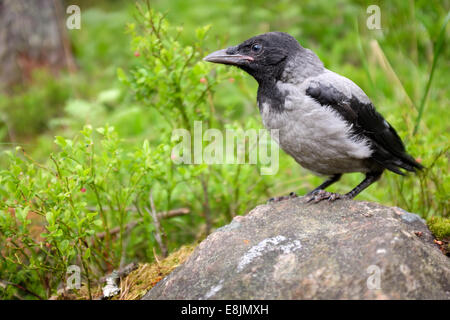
[345,171,383,199]
[307,171,382,203]
[306,174,342,197]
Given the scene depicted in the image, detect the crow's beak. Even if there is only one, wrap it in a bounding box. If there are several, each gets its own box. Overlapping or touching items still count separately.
[203,48,254,66]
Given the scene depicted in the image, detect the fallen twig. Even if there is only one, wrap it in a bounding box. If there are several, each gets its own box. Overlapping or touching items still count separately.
[99,262,139,284]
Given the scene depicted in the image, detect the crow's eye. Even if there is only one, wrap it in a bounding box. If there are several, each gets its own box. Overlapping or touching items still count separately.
[251,43,262,53]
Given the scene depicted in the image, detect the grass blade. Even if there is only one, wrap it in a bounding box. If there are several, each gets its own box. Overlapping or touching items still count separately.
[413,11,450,135]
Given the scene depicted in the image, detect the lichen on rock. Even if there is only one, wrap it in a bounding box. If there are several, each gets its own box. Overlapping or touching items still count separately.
[143,198,450,300]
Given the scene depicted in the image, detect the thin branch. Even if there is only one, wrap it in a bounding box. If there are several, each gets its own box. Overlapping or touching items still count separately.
[146,191,168,257]
[95,207,189,240]
[0,279,44,300]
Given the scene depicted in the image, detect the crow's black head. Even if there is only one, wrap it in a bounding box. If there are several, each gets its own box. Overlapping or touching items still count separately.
[204,32,303,83]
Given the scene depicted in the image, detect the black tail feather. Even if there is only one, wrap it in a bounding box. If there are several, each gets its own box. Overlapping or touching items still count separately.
[373,151,424,175]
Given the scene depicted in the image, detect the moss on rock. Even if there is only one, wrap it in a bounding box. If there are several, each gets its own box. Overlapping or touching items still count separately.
[427,217,450,240]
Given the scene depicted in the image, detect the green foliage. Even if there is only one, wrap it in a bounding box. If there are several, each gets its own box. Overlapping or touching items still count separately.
[0,125,164,299]
[0,71,71,139]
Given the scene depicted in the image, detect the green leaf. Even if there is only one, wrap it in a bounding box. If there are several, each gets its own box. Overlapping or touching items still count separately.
[195,25,211,40]
[59,239,69,253]
[55,136,67,148]
[83,248,91,260]
[17,207,30,223]
[46,211,55,225]
[87,212,98,221]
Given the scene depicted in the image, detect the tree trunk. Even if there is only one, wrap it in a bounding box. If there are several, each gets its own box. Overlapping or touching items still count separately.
[0,0,75,91]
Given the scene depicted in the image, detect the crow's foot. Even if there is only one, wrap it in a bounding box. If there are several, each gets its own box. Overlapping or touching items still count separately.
[306,190,350,203]
[267,192,297,203]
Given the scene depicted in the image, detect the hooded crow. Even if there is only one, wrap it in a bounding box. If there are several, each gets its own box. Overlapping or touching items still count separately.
[204,32,423,202]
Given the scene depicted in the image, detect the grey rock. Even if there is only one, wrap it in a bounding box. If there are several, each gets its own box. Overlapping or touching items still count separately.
[143,198,450,300]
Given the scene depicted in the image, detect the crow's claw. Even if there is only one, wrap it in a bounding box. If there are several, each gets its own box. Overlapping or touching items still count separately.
[306,190,348,203]
[267,192,298,203]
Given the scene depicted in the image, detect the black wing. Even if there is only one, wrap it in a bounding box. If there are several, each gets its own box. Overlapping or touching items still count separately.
[306,80,423,175]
